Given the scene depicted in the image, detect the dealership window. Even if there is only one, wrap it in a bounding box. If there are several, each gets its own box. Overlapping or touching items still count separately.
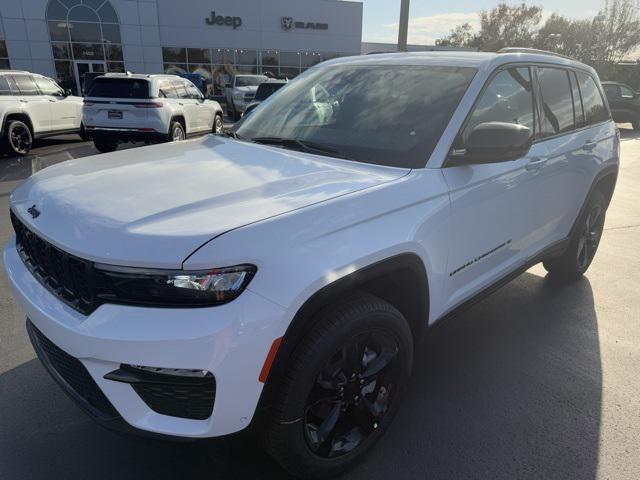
[161,47,350,95]
[46,0,123,95]
[0,40,9,69]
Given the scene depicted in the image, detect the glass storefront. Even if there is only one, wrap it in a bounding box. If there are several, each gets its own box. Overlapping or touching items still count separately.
[0,40,10,69]
[46,0,123,94]
[162,47,349,96]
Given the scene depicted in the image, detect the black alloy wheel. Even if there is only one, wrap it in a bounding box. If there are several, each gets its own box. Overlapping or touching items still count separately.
[576,202,605,271]
[263,293,413,479]
[303,331,400,458]
[7,120,32,156]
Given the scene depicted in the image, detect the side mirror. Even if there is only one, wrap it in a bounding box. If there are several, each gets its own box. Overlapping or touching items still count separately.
[450,122,532,165]
[64,88,72,96]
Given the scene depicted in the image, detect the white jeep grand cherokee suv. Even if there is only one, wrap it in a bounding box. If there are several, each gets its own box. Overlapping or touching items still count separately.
[4,51,619,478]
[0,70,84,156]
[83,73,224,153]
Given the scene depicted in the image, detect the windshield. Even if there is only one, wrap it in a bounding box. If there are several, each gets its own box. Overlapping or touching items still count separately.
[87,78,150,98]
[235,75,268,87]
[254,82,286,100]
[235,65,476,168]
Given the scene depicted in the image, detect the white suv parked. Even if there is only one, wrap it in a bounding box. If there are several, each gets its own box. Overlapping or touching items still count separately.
[0,70,84,156]
[4,51,619,478]
[83,73,224,153]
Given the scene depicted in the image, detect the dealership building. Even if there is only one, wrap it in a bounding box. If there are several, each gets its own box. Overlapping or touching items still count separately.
[0,0,363,94]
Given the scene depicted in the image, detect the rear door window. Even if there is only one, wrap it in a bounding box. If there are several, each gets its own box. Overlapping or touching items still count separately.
[538,68,574,136]
[463,67,535,145]
[576,72,610,125]
[171,80,188,99]
[0,76,13,95]
[10,75,39,95]
[87,78,150,98]
[158,79,177,98]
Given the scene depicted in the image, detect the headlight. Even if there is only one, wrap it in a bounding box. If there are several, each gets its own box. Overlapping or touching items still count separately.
[93,263,256,307]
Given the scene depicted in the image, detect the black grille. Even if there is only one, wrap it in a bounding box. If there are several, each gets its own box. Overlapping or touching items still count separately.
[131,373,216,420]
[11,211,97,314]
[27,320,119,419]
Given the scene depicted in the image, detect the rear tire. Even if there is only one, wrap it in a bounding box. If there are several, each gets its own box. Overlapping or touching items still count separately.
[5,120,32,156]
[543,190,607,281]
[262,293,413,479]
[168,121,185,142]
[93,138,118,153]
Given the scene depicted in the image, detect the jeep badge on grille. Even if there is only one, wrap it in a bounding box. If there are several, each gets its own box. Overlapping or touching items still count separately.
[27,205,40,219]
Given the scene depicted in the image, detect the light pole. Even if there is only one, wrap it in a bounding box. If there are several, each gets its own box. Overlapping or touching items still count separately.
[398,0,410,52]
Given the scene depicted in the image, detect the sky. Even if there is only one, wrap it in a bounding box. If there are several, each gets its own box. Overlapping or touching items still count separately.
[358,0,609,45]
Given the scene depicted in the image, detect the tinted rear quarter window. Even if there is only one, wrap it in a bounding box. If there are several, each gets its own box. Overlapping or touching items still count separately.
[88,78,150,98]
[11,75,39,95]
[569,72,585,128]
[577,72,610,125]
[538,68,574,136]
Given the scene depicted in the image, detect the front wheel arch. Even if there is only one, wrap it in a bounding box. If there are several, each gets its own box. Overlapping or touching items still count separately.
[254,253,429,417]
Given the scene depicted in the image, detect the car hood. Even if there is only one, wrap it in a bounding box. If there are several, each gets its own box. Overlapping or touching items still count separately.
[10,136,407,268]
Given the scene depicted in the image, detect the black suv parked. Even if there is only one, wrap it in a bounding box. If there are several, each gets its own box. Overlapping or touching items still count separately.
[602,81,640,130]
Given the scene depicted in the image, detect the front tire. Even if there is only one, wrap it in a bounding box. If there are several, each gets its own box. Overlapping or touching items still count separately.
[263,294,413,479]
[213,113,224,134]
[543,190,607,281]
[78,123,89,141]
[93,138,118,153]
[5,120,32,156]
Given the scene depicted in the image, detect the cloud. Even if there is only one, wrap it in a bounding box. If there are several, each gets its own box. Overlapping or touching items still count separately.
[371,12,481,45]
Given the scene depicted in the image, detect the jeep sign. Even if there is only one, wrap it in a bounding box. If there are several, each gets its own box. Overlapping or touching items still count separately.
[281,17,328,31]
[205,11,242,29]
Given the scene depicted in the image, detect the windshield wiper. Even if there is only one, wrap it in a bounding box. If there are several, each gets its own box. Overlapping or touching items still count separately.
[220,129,250,141]
[251,137,352,160]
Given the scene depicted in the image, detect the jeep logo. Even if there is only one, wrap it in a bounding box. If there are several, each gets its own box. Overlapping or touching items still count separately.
[281,17,328,31]
[205,11,242,29]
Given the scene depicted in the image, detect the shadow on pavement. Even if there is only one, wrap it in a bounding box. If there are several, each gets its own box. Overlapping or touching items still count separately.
[0,270,601,479]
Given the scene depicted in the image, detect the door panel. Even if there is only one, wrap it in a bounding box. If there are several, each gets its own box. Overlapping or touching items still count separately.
[442,66,543,309]
[10,75,51,133]
[34,76,80,131]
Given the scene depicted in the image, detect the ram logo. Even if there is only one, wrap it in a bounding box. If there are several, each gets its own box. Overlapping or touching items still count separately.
[281,17,294,31]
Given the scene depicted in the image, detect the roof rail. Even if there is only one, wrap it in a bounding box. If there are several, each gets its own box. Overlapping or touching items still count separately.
[497,47,572,60]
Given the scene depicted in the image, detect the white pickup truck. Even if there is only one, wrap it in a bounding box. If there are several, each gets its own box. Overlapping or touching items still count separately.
[224,74,267,120]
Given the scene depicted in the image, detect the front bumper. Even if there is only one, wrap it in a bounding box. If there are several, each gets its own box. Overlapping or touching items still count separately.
[3,240,287,438]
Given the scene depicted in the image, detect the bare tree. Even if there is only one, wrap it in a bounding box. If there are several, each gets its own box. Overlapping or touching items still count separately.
[445,23,474,47]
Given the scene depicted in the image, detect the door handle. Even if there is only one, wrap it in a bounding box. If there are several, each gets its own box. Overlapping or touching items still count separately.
[48,99,57,103]
[525,157,547,171]
[583,140,597,151]
[19,99,28,103]
[178,102,184,106]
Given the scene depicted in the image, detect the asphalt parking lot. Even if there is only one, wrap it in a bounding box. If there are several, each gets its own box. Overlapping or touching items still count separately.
[0,128,639,479]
